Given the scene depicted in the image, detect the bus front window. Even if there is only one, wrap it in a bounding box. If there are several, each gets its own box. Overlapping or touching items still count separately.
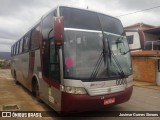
[63,30,104,79]
[104,32,132,77]
[61,7,132,81]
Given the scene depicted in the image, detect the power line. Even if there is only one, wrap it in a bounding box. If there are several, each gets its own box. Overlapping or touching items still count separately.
[116,5,160,17]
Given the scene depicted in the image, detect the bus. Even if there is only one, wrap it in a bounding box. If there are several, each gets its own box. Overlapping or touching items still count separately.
[11,6,133,113]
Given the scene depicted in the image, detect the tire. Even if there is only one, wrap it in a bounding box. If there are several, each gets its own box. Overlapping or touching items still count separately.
[34,81,41,101]
[14,71,19,84]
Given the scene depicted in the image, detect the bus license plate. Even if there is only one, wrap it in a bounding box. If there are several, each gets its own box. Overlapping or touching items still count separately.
[104,98,115,105]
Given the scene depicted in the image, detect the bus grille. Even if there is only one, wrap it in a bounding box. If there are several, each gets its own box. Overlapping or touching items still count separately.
[86,85,126,96]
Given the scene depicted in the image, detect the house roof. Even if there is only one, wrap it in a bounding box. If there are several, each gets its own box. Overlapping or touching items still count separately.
[124,23,155,29]
[143,26,160,35]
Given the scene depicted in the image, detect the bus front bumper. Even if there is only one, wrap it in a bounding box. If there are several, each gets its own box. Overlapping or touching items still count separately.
[61,86,133,112]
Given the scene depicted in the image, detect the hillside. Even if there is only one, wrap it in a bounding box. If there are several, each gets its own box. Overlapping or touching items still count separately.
[0,52,11,59]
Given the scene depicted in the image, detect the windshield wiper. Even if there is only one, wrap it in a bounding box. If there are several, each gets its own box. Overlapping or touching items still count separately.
[89,13,108,81]
[110,50,126,78]
[105,32,126,79]
[90,51,103,81]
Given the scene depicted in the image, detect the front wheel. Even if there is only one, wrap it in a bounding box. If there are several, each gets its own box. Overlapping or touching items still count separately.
[14,71,19,84]
[34,82,41,101]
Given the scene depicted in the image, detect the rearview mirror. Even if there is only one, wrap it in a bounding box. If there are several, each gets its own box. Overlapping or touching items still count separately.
[54,16,64,46]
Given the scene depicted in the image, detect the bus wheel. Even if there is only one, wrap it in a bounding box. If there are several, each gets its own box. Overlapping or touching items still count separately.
[14,71,19,84]
[34,82,41,101]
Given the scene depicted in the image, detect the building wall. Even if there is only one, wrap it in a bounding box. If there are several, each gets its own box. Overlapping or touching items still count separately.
[132,57,157,83]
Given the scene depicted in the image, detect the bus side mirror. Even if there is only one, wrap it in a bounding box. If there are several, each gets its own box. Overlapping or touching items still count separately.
[54,16,64,46]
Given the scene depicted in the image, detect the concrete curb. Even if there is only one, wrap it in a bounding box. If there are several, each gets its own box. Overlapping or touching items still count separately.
[133,81,160,91]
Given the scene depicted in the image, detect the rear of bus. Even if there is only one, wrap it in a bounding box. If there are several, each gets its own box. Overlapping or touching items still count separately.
[58,6,133,112]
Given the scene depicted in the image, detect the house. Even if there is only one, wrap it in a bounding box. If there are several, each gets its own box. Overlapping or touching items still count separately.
[124,23,155,50]
[125,23,160,85]
[141,26,160,50]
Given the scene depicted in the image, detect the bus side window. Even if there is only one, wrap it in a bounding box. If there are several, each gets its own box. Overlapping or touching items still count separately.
[16,41,20,55]
[19,39,23,54]
[41,12,53,78]
[13,44,15,55]
[41,10,60,82]
[11,46,13,56]
[31,24,40,50]
[13,44,16,55]
[15,44,17,55]
[15,43,17,55]
[23,33,30,52]
[53,9,57,17]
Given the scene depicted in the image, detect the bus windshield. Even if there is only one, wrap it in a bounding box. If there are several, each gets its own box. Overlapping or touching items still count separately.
[61,7,132,81]
[104,32,132,77]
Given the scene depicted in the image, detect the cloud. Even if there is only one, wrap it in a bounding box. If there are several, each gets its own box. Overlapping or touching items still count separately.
[0,38,15,45]
[120,12,159,26]
[0,44,11,52]
[116,0,160,10]
[0,38,14,52]
[0,0,160,52]
[0,0,76,52]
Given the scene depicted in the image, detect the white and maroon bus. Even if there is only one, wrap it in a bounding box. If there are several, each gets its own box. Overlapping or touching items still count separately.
[11,6,133,113]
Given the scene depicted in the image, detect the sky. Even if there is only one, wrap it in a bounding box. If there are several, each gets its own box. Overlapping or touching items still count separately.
[0,0,160,52]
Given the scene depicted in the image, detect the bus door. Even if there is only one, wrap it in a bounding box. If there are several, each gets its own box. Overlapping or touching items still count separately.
[42,34,61,111]
[41,12,62,111]
[48,38,61,111]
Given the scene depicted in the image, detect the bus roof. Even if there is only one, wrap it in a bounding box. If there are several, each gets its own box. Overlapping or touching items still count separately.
[12,5,121,46]
[58,6,119,20]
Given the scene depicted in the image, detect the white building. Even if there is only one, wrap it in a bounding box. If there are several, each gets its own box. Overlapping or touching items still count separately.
[124,23,154,50]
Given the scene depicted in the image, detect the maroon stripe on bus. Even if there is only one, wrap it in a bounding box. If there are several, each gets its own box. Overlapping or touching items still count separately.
[43,76,60,89]
[61,86,133,112]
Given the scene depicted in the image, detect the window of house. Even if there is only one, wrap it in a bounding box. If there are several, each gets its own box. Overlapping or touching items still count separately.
[127,35,134,44]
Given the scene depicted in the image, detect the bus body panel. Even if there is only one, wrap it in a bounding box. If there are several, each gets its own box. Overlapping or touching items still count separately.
[28,51,35,89]
[63,75,132,96]
[48,86,62,111]
[61,86,133,112]
[31,49,62,111]
[32,49,49,103]
[12,53,30,88]
[38,77,62,111]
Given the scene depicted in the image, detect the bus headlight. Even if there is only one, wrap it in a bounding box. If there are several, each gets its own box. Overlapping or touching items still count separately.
[64,86,87,94]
